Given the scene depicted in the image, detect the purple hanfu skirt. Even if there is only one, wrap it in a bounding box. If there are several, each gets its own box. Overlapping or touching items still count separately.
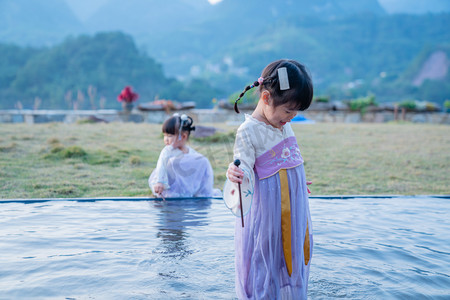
[235,164,313,299]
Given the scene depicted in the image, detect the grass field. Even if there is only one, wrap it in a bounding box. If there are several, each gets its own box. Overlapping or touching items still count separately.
[0,122,449,198]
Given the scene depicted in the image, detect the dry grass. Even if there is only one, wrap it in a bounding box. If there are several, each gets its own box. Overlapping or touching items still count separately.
[0,122,448,198]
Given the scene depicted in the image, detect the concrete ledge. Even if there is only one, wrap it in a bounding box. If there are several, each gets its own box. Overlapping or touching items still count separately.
[0,109,448,124]
[1,195,448,203]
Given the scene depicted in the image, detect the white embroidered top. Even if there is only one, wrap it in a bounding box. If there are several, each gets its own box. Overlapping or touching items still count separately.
[149,145,215,197]
[233,114,299,182]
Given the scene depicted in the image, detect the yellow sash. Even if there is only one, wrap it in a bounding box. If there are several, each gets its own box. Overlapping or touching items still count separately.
[280,169,311,277]
[279,169,292,276]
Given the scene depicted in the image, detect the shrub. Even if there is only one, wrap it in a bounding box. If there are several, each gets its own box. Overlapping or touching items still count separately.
[347,94,377,114]
[62,146,87,158]
[444,100,450,112]
[398,100,417,110]
[314,96,330,103]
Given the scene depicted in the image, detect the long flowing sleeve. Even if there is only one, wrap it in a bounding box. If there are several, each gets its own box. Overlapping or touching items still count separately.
[148,146,171,193]
[193,156,215,197]
[233,122,256,186]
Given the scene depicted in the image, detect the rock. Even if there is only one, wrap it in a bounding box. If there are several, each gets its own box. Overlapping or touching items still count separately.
[192,125,217,138]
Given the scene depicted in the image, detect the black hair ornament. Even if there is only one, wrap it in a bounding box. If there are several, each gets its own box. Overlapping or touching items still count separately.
[174,113,195,140]
[234,77,264,113]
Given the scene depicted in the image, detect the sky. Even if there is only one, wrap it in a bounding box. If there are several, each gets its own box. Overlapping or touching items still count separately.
[65,0,450,21]
[378,0,450,14]
[209,0,450,14]
[66,0,224,21]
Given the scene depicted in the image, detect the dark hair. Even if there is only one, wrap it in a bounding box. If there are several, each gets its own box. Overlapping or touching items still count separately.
[234,59,313,113]
[162,114,196,136]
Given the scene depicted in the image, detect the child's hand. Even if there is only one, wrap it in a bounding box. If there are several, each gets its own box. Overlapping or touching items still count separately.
[227,162,244,184]
[153,183,165,196]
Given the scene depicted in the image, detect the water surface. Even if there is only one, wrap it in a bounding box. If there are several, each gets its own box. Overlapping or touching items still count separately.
[0,196,448,299]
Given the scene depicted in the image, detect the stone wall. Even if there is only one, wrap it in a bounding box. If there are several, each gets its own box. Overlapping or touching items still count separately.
[302,110,450,124]
[0,108,448,125]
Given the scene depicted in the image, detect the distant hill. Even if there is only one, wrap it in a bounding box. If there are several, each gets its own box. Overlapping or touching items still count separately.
[0,0,84,46]
[0,0,449,107]
[0,32,221,109]
[131,0,387,76]
[209,0,385,20]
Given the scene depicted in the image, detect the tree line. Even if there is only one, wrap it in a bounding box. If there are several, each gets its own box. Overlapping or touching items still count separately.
[0,32,221,109]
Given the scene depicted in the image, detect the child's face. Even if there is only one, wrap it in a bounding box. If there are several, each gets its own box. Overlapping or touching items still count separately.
[164,132,187,148]
[264,101,298,129]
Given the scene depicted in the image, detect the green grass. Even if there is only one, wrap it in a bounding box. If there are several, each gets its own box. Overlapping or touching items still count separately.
[0,122,449,198]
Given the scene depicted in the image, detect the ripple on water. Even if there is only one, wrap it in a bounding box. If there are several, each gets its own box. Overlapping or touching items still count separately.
[0,196,448,299]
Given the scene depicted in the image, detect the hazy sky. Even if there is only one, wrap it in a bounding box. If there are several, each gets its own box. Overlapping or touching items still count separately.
[378,0,449,14]
[66,0,223,21]
[65,0,449,21]
[65,0,108,21]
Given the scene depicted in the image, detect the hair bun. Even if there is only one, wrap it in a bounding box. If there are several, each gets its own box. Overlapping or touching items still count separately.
[180,115,194,132]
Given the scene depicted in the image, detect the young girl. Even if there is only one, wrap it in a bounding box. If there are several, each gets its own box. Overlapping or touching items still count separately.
[226,59,314,299]
[149,114,216,198]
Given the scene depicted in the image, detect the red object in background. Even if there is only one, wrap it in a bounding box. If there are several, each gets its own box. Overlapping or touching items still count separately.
[117,86,139,103]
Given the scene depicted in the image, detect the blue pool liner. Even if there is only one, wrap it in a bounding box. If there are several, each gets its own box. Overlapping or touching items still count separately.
[0,195,448,204]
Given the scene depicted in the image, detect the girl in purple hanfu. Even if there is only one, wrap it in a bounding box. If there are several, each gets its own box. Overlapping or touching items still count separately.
[227,59,314,299]
[149,114,216,198]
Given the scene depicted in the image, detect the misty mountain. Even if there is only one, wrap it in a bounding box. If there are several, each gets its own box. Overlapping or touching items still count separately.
[0,0,448,106]
[122,0,387,76]
[84,0,385,38]
[0,0,84,46]
[209,0,385,21]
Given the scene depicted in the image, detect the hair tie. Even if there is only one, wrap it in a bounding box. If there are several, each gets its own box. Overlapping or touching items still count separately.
[258,77,264,85]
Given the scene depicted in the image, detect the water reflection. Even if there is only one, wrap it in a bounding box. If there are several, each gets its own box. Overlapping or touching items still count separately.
[151,199,211,260]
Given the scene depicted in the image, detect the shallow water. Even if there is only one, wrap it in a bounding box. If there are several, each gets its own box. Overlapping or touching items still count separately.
[0,196,448,299]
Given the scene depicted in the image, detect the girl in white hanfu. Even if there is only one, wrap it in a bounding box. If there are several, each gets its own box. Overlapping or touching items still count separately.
[149,114,216,198]
[227,59,314,299]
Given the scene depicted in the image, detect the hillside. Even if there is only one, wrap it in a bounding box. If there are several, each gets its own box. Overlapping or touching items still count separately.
[0,0,449,107]
[0,32,220,109]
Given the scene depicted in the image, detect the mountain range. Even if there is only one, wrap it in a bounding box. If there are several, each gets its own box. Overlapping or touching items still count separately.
[0,0,449,105]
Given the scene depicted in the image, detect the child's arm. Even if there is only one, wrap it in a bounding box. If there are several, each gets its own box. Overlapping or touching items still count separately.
[149,146,171,195]
[227,124,255,184]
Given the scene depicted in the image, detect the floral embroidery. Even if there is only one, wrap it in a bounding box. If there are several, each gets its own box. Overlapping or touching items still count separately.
[281,147,291,159]
[254,136,304,179]
[261,143,302,167]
